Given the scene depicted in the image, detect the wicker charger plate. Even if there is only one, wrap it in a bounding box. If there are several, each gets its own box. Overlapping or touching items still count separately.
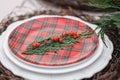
[0,10,119,80]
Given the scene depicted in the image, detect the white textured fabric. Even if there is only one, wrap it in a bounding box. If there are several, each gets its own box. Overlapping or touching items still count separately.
[0,0,24,21]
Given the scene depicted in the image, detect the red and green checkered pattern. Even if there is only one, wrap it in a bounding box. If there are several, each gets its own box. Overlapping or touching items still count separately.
[8,17,99,66]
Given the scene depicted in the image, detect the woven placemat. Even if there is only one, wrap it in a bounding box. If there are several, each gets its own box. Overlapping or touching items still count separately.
[43,0,92,11]
[43,0,114,11]
[0,9,120,80]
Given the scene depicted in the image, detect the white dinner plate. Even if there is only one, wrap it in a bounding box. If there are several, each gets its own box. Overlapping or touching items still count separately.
[3,15,103,73]
[0,15,113,80]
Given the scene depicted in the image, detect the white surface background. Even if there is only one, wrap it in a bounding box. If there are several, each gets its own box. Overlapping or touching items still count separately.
[0,0,42,22]
[0,0,61,22]
[0,0,24,21]
[0,0,102,22]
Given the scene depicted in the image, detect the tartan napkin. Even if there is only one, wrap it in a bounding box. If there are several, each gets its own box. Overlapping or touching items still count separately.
[8,17,99,66]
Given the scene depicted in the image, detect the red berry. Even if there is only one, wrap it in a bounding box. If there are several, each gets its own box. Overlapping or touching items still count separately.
[73,35,78,39]
[51,38,54,41]
[32,43,40,48]
[51,37,59,41]
[36,43,40,47]
[73,34,79,39]
[70,32,73,35]
[71,31,74,34]
[51,38,55,41]
[54,37,58,41]
[70,31,76,35]
[74,32,77,35]
[54,36,60,41]
[59,38,63,43]
[57,36,60,39]
[75,34,79,38]
[32,43,36,47]
[65,32,69,36]
[88,28,93,32]
[62,33,66,37]
[44,40,48,44]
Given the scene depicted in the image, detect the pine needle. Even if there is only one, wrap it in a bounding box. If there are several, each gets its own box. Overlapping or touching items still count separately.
[23,30,92,55]
[95,13,120,46]
[85,0,120,10]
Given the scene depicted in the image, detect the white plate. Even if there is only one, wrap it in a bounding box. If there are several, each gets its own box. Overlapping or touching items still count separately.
[3,36,103,74]
[0,15,113,80]
[0,30,113,80]
[3,15,102,72]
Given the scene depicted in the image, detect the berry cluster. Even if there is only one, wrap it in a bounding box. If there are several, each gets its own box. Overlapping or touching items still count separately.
[51,36,63,43]
[24,30,91,55]
[32,43,40,48]
[32,31,80,48]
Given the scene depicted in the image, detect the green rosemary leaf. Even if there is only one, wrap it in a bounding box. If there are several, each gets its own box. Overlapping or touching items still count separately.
[95,13,120,46]
[23,30,92,55]
[85,0,120,10]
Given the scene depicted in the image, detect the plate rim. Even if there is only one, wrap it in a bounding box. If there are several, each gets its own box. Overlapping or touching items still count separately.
[6,15,101,68]
[3,15,103,73]
[0,15,114,80]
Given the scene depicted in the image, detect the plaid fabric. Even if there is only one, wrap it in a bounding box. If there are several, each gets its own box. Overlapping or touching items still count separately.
[8,17,99,66]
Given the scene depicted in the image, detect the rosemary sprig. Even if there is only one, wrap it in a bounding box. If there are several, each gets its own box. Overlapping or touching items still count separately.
[23,30,92,55]
[85,0,120,10]
[95,13,120,45]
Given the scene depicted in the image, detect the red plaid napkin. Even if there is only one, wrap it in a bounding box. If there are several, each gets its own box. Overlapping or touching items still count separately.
[8,17,99,66]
